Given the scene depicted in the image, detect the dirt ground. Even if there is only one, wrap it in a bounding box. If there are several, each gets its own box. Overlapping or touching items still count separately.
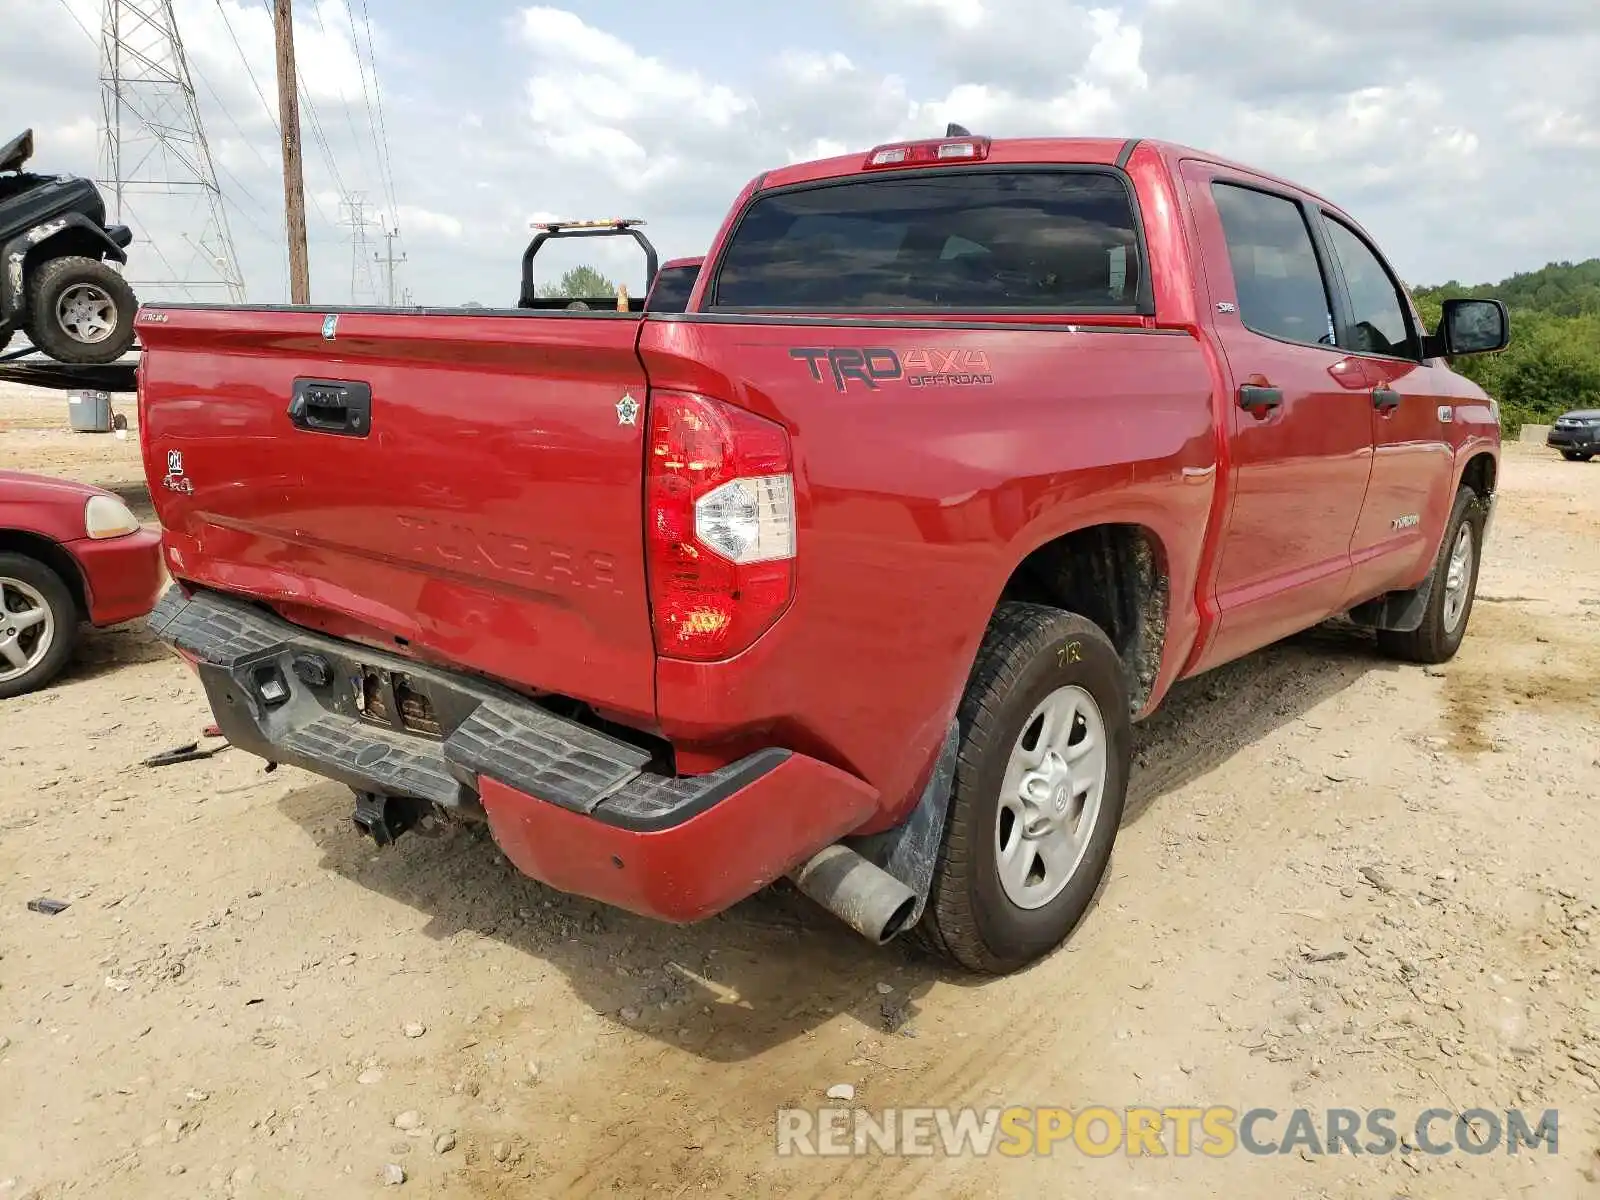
[3,380,1599,1199]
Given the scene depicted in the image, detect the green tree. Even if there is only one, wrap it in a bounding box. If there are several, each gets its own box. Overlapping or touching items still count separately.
[536,265,618,299]
[1411,258,1600,435]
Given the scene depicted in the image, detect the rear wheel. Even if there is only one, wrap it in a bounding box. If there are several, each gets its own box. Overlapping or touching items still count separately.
[1561,450,1593,462]
[0,553,79,698]
[1377,486,1484,665]
[25,256,137,365]
[919,604,1131,974]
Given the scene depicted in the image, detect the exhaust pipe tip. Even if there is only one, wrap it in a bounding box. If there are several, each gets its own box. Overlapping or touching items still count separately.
[788,843,920,946]
[876,893,918,945]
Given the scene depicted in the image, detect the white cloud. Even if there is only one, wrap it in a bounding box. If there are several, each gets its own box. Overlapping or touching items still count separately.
[394,205,462,241]
[885,0,989,30]
[2,0,1594,305]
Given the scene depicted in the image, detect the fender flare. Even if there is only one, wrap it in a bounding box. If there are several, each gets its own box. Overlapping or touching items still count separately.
[1,214,129,324]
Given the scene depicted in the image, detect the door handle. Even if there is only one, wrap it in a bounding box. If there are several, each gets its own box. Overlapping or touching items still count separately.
[288,379,372,437]
[1237,384,1282,415]
[1372,386,1401,413]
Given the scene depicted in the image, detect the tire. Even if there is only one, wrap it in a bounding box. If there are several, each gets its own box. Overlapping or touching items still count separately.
[1377,486,1485,665]
[24,256,137,365]
[1561,450,1593,462]
[0,553,80,699]
[919,603,1131,974]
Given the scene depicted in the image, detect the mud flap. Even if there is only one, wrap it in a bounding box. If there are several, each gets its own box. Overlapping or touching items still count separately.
[844,720,959,926]
[1348,487,1494,635]
[1346,569,1437,633]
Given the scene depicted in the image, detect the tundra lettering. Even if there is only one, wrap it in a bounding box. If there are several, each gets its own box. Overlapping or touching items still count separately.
[395,514,622,593]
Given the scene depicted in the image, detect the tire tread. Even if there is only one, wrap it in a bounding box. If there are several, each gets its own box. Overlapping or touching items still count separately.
[919,602,1127,974]
[25,256,138,365]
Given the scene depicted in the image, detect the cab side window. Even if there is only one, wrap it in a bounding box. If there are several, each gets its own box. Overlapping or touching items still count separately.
[1322,217,1418,359]
[1211,183,1335,348]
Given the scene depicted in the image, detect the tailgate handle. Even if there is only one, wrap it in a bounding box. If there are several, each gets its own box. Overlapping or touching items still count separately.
[289,379,372,437]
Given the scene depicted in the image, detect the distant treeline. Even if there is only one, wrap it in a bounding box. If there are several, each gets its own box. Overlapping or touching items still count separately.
[1412,259,1600,433]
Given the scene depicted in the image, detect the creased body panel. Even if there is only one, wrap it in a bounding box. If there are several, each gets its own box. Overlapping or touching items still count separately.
[137,307,657,722]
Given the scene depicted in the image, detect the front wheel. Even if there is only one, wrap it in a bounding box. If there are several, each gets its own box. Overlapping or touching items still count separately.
[1377,486,1485,665]
[1561,450,1593,462]
[919,604,1131,975]
[24,256,138,365]
[0,553,80,699]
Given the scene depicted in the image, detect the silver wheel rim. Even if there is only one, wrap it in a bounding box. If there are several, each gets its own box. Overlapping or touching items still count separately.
[0,577,56,683]
[996,684,1108,910]
[1441,523,1474,634]
[55,283,118,344]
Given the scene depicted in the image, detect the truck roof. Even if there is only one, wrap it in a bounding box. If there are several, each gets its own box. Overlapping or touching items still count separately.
[756,135,1341,214]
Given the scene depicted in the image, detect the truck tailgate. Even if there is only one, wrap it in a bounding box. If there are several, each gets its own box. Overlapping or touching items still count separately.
[137,307,657,722]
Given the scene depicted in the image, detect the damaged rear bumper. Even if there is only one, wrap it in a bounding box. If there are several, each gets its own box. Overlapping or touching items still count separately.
[149,587,878,921]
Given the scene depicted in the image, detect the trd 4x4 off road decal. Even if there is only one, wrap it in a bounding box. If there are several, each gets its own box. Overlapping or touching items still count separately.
[789,347,993,393]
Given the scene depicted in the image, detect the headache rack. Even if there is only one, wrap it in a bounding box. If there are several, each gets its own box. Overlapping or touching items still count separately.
[516,216,659,309]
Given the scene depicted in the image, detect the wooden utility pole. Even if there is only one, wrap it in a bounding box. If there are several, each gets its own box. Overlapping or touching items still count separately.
[273,0,311,304]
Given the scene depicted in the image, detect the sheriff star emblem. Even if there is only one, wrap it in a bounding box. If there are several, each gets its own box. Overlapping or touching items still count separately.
[616,391,639,426]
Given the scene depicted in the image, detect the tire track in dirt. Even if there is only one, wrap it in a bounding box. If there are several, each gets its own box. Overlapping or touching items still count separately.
[486,636,1408,1198]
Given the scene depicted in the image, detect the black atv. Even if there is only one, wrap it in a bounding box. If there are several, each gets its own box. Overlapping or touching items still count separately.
[0,129,138,366]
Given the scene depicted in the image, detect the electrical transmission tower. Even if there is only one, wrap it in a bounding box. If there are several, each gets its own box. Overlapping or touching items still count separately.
[341,193,381,306]
[97,0,247,302]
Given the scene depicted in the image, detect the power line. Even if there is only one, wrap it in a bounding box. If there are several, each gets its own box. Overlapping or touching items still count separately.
[213,0,278,139]
[356,0,400,222]
[303,0,383,204]
[340,0,387,207]
[55,0,94,42]
[193,70,277,186]
[209,0,335,245]
[296,73,349,197]
[251,0,350,208]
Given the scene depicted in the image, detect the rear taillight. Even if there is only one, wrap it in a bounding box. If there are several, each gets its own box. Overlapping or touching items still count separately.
[645,391,796,661]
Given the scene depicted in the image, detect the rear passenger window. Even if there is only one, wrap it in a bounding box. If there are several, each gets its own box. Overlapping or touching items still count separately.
[644,265,698,313]
[712,171,1144,311]
[1211,183,1335,348]
[1322,217,1417,358]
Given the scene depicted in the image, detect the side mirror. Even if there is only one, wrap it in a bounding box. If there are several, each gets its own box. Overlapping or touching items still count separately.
[1434,297,1509,357]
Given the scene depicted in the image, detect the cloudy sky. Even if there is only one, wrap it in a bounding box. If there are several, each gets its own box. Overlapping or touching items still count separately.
[4,0,1596,307]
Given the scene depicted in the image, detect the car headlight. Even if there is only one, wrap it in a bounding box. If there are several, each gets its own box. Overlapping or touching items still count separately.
[84,494,141,539]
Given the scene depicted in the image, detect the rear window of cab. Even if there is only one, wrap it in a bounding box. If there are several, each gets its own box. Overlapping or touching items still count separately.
[711,169,1147,313]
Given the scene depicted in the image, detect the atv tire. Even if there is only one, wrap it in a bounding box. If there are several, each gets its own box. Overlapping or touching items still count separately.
[25,256,137,366]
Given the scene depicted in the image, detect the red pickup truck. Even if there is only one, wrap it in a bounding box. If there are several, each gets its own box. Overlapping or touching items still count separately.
[137,134,1508,974]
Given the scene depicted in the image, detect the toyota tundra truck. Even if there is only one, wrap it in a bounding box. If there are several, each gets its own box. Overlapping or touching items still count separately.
[137,134,1509,975]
